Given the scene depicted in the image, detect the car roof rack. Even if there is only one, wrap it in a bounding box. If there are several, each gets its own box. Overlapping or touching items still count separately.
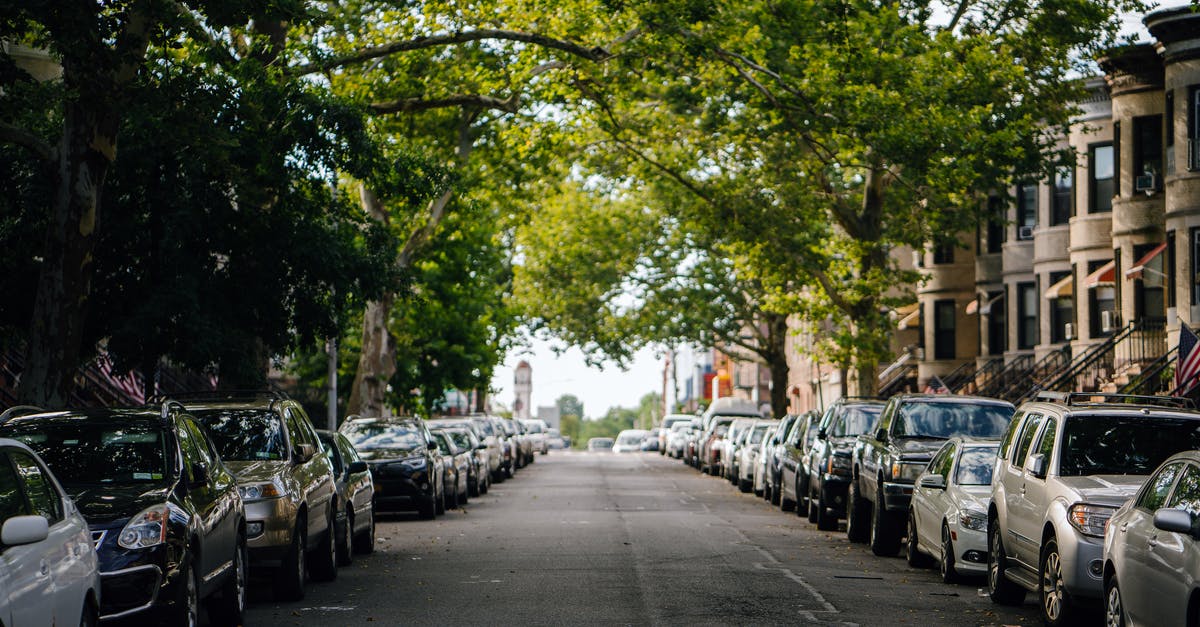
[1034,391,1196,410]
[147,389,289,406]
[0,405,45,425]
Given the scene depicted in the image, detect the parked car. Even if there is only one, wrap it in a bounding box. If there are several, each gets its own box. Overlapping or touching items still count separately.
[763,414,800,506]
[737,421,777,493]
[1104,449,1200,627]
[721,418,757,483]
[431,425,489,496]
[188,394,337,601]
[665,420,697,459]
[3,402,249,619]
[545,429,568,450]
[613,429,648,453]
[0,435,100,627]
[849,394,1013,557]
[315,430,376,564]
[428,418,495,492]
[803,398,884,530]
[987,393,1200,626]
[658,414,695,454]
[506,418,534,467]
[699,418,734,475]
[907,437,998,583]
[431,429,470,510]
[587,437,614,452]
[779,411,822,513]
[490,416,518,477]
[340,416,445,519]
[521,419,551,455]
[641,428,661,452]
[753,424,779,497]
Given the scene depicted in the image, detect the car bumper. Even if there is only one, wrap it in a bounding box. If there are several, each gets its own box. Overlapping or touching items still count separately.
[373,476,436,512]
[98,562,169,621]
[1059,532,1105,599]
[881,481,915,512]
[951,524,989,575]
[819,475,851,515]
[242,496,297,567]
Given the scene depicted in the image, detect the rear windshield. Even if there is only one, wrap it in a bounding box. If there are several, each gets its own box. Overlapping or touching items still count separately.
[4,421,169,485]
[342,422,425,455]
[194,409,286,461]
[955,446,998,486]
[893,402,1013,439]
[1060,415,1200,477]
[832,406,883,437]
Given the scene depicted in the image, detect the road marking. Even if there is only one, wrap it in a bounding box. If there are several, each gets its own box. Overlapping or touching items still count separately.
[300,606,357,612]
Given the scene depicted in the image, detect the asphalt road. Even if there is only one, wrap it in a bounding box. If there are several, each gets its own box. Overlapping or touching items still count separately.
[245,451,1041,626]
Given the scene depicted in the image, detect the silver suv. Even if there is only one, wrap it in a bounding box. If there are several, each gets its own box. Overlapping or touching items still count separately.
[987,393,1200,626]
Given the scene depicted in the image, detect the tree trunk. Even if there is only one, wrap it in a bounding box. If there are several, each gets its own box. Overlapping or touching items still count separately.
[856,361,878,398]
[764,312,790,418]
[19,102,119,408]
[346,294,397,417]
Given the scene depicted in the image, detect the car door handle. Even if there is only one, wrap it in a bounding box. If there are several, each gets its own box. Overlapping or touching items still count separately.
[1019,485,1026,496]
[1149,535,1158,549]
[1119,522,1128,533]
[39,561,49,577]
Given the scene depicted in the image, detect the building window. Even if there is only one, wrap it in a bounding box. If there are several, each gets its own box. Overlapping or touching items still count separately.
[1016,182,1037,239]
[933,241,954,265]
[1089,259,1116,339]
[1114,120,1122,197]
[1049,271,1073,344]
[1190,86,1200,171]
[1017,282,1038,349]
[1052,167,1073,225]
[1169,230,1177,309]
[1166,90,1175,175]
[1192,228,1200,306]
[986,195,1005,254]
[934,300,956,360]
[1090,143,1114,213]
[987,290,1006,356]
[1132,243,1165,324]
[1133,115,1163,191]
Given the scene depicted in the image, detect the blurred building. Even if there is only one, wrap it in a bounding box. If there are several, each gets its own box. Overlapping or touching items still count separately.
[513,360,532,420]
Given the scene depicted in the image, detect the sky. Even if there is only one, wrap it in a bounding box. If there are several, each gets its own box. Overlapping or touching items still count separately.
[490,336,667,420]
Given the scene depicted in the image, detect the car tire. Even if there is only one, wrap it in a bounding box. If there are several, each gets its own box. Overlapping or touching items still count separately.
[336,507,354,567]
[846,479,870,543]
[310,508,338,583]
[353,507,375,555]
[435,487,446,515]
[906,510,933,567]
[418,494,437,519]
[869,484,902,556]
[275,518,307,601]
[79,598,98,627]
[210,534,247,625]
[780,481,795,512]
[738,477,751,493]
[815,491,838,531]
[1105,574,1127,627]
[987,519,1026,606]
[940,523,958,584]
[469,473,480,498]
[1040,537,1078,626]
[763,483,772,503]
[169,557,200,627]
[770,481,782,506]
[797,473,810,512]
[807,488,819,523]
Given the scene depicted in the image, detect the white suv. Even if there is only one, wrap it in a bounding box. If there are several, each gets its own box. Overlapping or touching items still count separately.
[987,393,1200,626]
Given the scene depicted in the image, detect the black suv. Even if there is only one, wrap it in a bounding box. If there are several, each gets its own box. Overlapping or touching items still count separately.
[803,398,885,530]
[0,402,247,624]
[339,416,444,519]
[848,394,1014,556]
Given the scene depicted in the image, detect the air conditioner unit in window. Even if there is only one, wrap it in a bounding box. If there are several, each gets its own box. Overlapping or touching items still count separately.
[1064,323,1075,341]
[1018,225,1035,240]
[1101,310,1115,333]
[1135,173,1157,194]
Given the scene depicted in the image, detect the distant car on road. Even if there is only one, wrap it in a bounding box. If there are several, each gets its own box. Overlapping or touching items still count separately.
[658,414,696,454]
[613,430,648,453]
[587,437,614,452]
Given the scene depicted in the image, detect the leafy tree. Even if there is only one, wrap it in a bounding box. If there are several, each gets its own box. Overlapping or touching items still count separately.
[637,392,662,430]
[556,394,584,422]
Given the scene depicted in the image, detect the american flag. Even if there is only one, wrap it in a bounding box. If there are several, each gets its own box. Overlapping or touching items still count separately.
[95,352,146,405]
[1176,323,1200,397]
[924,375,950,395]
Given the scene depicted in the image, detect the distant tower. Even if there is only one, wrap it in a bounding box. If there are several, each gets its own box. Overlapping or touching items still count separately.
[514,361,532,420]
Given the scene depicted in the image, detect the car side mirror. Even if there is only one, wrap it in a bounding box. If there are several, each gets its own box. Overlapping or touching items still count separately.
[1153,508,1198,537]
[817,428,827,440]
[1027,453,1047,479]
[875,428,888,442]
[293,443,316,464]
[191,462,210,487]
[476,444,487,451]
[347,460,368,474]
[918,474,946,490]
[1,515,48,546]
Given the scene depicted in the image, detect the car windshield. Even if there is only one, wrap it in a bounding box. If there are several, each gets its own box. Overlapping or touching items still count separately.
[616,432,645,445]
[1060,415,1200,477]
[748,426,768,445]
[447,431,473,450]
[472,419,495,437]
[832,406,883,437]
[194,409,286,461]
[892,402,1012,439]
[342,422,425,454]
[955,446,998,486]
[524,423,544,433]
[4,421,169,485]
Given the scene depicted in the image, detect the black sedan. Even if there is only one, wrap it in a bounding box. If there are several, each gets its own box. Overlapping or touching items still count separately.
[339,416,444,519]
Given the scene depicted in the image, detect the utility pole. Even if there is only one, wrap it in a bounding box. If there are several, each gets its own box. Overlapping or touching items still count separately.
[326,337,338,430]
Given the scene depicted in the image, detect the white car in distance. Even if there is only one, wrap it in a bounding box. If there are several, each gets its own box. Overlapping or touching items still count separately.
[907,437,999,583]
[613,429,648,453]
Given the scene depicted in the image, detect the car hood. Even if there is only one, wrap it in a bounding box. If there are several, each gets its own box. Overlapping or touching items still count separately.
[953,485,992,512]
[226,459,290,483]
[68,484,173,523]
[893,437,947,458]
[1056,475,1147,505]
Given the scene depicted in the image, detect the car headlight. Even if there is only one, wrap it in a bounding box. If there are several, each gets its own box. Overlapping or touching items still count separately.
[891,461,926,482]
[1068,503,1119,538]
[118,504,177,549]
[238,481,284,501]
[828,455,852,475]
[958,509,987,531]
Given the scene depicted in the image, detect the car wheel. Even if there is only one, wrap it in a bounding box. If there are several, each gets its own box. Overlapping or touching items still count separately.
[738,477,751,493]
[1105,574,1127,627]
[846,479,870,543]
[815,491,838,531]
[79,598,98,627]
[807,489,819,524]
[797,473,810,512]
[1041,537,1077,626]
[469,472,480,498]
[987,519,1026,605]
[770,481,782,506]
[170,558,200,627]
[939,523,958,584]
[418,493,437,519]
[336,507,354,567]
[869,484,902,556]
[780,481,795,512]
[353,506,375,554]
[763,483,772,503]
[309,508,338,582]
[274,518,307,601]
[210,534,247,624]
[436,481,447,515]
[906,510,933,567]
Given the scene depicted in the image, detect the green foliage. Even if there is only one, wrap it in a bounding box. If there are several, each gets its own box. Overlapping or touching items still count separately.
[556,394,584,421]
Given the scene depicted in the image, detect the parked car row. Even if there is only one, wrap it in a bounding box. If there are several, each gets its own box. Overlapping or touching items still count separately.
[0,393,549,626]
[676,391,1200,627]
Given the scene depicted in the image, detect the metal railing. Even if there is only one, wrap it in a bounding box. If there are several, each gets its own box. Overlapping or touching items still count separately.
[1120,346,1177,396]
[1018,320,1166,403]
[958,357,1005,395]
[941,361,976,393]
[879,361,918,398]
[978,354,1034,399]
[997,346,1071,402]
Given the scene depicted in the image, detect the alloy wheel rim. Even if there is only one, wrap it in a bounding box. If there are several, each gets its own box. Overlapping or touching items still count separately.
[235,543,247,613]
[1043,550,1062,621]
[941,526,951,578]
[186,567,199,627]
[1106,583,1122,627]
[988,529,1001,592]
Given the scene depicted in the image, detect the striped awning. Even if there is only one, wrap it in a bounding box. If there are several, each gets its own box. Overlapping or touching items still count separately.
[1044,275,1074,300]
[1085,260,1116,289]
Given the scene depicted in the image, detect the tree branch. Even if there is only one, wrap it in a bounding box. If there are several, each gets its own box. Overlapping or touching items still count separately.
[292,29,614,76]
[370,94,520,115]
[0,121,55,162]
